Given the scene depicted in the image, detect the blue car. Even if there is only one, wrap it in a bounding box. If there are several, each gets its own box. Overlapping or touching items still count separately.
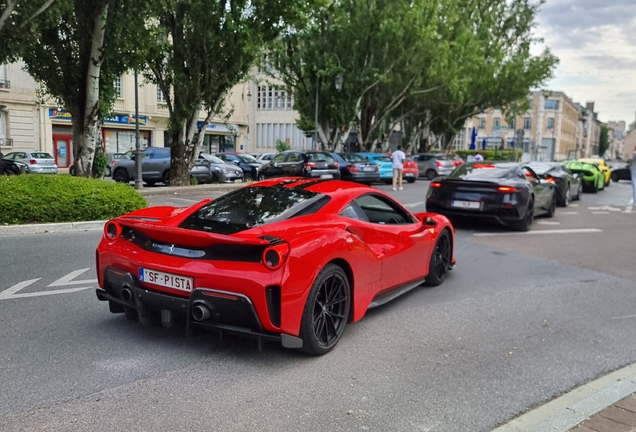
[358,153,394,184]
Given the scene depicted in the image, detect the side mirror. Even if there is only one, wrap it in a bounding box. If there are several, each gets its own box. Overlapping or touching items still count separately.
[424,217,437,227]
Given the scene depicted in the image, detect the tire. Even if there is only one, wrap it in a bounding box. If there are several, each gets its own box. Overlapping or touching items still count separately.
[145,180,156,187]
[299,264,351,356]
[105,166,112,177]
[425,230,452,287]
[384,179,392,185]
[611,172,619,183]
[574,182,582,200]
[113,168,129,183]
[257,173,267,181]
[406,177,416,183]
[512,198,534,231]
[557,184,570,207]
[426,169,437,180]
[69,166,76,176]
[546,193,557,218]
[598,177,604,191]
[244,172,253,182]
[162,170,170,186]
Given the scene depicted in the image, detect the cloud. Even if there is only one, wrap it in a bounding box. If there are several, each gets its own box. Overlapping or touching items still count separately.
[534,0,636,122]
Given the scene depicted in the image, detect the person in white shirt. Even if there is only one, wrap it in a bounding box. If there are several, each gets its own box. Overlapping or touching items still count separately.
[391,145,406,191]
[473,152,484,162]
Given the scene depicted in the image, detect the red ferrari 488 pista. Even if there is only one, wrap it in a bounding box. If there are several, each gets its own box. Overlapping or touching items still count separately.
[96,177,455,355]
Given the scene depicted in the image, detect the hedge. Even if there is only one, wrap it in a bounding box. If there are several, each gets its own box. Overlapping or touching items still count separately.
[0,174,147,225]
[429,148,522,161]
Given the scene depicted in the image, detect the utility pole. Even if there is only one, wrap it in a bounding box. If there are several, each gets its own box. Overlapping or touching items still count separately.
[134,71,143,190]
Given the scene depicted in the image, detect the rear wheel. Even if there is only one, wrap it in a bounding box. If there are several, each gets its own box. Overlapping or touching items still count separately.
[512,198,534,231]
[426,169,436,180]
[258,173,267,181]
[299,264,351,356]
[145,180,156,186]
[612,172,619,182]
[425,230,452,287]
[574,182,582,200]
[162,170,170,186]
[557,184,570,207]
[113,168,129,183]
[546,193,557,218]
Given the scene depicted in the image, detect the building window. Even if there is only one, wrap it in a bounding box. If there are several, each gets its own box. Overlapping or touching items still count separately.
[524,117,531,129]
[544,99,559,110]
[287,92,293,110]
[257,86,262,110]
[267,88,273,109]
[494,117,501,128]
[114,76,123,98]
[157,86,166,103]
[0,111,7,139]
[547,118,555,130]
[478,118,486,129]
[273,90,279,109]
[0,64,7,89]
[509,119,516,130]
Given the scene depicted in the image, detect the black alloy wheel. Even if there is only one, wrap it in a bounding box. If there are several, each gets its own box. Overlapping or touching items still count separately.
[513,198,534,231]
[426,169,437,180]
[300,264,351,355]
[425,230,452,287]
[162,170,170,186]
[113,168,129,183]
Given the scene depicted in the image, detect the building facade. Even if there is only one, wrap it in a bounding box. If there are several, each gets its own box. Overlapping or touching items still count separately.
[0,62,249,167]
[606,120,626,159]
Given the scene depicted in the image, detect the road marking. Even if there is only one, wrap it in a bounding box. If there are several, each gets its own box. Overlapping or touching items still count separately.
[626,199,634,213]
[588,206,621,212]
[592,211,610,214]
[5,287,91,300]
[568,204,579,207]
[405,201,425,208]
[0,279,41,300]
[48,268,97,287]
[612,314,636,320]
[560,211,579,215]
[536,221,560,225]
[473,228,602,237]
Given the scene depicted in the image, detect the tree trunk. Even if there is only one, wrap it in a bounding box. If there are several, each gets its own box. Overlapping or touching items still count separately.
[169,126,189,186]
[77,3,108,177]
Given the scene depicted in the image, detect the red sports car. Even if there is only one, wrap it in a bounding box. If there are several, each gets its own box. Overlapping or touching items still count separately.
[95,178,456,355]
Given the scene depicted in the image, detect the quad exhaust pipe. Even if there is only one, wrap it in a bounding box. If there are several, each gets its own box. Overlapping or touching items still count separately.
[120,287,133,302]
[192,305,211,322]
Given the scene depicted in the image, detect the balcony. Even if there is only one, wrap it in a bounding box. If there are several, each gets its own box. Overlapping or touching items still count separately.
[0,137,14,146]
[0,79,10,89]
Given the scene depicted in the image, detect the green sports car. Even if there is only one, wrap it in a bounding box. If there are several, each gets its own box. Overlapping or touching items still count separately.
[561,160,605,193]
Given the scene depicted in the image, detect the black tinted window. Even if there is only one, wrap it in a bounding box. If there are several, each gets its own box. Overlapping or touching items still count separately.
[307,153,335,163]
[154,149,170,159]
[340,154,368,163]
[450,163,516,180]
[354,195,414,225]
[180,187,323,235]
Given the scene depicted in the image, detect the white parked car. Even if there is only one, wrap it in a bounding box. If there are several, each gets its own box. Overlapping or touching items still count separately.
[2,151,58,174]
[250,152,277,165]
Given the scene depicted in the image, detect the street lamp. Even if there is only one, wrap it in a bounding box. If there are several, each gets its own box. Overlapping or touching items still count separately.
[313,71,344,150]
[335,74,343,91]
[134,71,143,190]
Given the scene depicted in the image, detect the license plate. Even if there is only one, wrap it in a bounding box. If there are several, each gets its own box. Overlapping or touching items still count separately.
[320,174,334,179]
[404,173,415,177]
[139,268,193,292]
[451,200,481,209]
[363,166,374,171]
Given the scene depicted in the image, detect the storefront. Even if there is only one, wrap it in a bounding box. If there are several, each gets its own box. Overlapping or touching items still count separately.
[198,121,238,153]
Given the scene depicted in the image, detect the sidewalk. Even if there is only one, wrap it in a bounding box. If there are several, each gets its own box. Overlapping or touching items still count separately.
[494,363,636,432]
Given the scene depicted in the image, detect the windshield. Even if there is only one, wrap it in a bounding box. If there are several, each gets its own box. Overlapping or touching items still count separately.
[449,163,515,180]
[340,154,368,163]
[179,187,324,235]
[240,154,260,164]
[200,154,225,164]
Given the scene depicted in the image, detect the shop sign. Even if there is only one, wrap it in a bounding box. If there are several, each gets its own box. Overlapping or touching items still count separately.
[196,121,238,134]
[49,109,147,126]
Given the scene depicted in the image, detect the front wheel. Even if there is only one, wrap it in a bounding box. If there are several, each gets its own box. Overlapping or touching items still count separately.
[257,173,267,181]
[113,168,129,183]
[244,172,253,182]
[299,264,351,356]
[425,230,452,287]
[162,170,170,186]
[105,166,112,177]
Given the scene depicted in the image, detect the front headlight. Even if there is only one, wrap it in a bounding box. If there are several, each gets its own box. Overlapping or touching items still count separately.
[213,167,229,174]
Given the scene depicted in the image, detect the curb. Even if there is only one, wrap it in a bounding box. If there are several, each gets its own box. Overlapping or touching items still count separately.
[0,220,107,236]
[136,183,243,197]
[493,362,636,432]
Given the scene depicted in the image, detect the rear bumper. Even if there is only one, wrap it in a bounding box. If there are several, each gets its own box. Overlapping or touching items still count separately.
[346,172,380,182]
[97,266,302,348]
[426,200,523,223]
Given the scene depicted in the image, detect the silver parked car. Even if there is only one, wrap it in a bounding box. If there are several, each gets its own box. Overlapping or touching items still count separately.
[198,153,244,183]
[413,153,455,180]
[3,151,58,174]
[105,152,128,177]
[111,147,212,186]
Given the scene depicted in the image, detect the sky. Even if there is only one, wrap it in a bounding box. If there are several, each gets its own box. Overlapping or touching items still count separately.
[534,0,636,125]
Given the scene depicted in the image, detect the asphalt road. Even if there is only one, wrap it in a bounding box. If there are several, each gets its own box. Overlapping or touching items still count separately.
[1,178,635,431]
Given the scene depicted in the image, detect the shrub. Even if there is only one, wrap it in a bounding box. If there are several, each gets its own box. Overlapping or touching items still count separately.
[0,175,147,225]
[275,139,291,152]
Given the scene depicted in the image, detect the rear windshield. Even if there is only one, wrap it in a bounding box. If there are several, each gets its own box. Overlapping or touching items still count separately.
[434,155,449,160]
[370,155,391,163]
[340,154,368,163]
[180,186,326,235]
[307,153,336,163]
[527,164,555,175]
[449,164,515,180]
[32,152,54,159]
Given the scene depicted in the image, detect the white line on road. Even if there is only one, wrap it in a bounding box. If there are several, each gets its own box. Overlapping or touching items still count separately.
[536,221,560,225]
[405,201,426,208]
[48,268,97,287]
[626,199,634,213]
[612,314,636,320]
[6,287,91,299]
[592,211,610,214]
[568,204,579,207]
[0,279,41,300]
[559,211,579,215]
[473,228,602,237]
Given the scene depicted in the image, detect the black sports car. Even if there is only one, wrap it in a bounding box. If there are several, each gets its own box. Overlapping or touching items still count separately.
[426,161,557,231]
[609,162,632,182]
[526,162,582,206]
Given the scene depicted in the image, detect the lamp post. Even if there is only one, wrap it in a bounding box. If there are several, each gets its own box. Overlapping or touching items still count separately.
[313,72,344,150]
[134,71,143,190]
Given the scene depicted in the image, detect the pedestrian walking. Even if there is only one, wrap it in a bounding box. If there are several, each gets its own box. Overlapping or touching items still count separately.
[391,145,406,191]
[630,149,636,204]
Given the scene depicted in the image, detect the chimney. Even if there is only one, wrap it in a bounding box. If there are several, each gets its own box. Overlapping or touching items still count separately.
[586,102,595,113]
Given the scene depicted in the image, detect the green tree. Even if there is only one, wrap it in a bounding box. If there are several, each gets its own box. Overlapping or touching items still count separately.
[6,0,151,176]
[275,139,291,152]
[599,124,609,156]
[0,0,56,62]
[142,0,316,186]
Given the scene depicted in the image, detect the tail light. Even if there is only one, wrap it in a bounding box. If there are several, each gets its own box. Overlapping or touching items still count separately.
[104,220,122,240]
[474,164,497,169]
[262,243,290,271]
[430,181,442,188]
[347,165,359,172]
[545,175,555,183]
[29,159,37,165]
[304,162,316,171]
[334,162,339,168]
[497,186,517,193]
[435,161,443,167]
